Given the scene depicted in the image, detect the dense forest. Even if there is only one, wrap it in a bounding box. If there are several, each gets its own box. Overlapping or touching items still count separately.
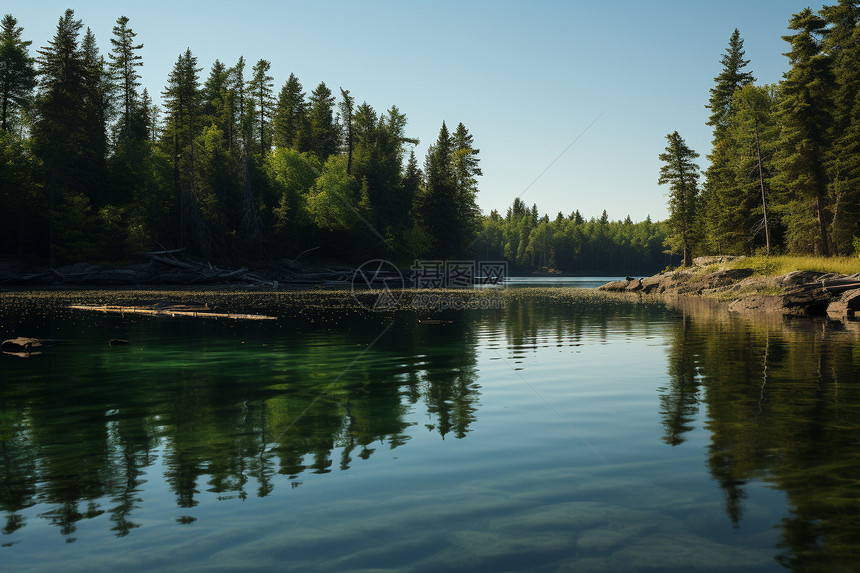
[0,9,668,275]
[662,1,860,263]
[10,5,858,277]
[0,10,483,266]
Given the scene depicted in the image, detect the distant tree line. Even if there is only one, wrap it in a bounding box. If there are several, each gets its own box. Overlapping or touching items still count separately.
[661,1,860,263]
[474,198,670,274]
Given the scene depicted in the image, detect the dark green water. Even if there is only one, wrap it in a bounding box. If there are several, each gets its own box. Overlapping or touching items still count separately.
[1,289,860,572]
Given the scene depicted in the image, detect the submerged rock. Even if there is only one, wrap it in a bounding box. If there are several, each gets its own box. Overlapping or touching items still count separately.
[1,337,59,357]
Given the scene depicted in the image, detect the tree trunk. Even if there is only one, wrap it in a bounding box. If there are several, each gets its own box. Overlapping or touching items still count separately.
[754,119,770,256]
[815,191,830,257]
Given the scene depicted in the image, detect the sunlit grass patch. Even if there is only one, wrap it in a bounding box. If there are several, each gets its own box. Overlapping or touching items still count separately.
[730,256,860,277]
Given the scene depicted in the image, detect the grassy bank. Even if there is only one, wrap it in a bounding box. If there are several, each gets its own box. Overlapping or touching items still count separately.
[727,256,860,277]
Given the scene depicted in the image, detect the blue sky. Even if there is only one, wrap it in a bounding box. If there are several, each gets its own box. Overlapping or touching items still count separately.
[7,0,818,221]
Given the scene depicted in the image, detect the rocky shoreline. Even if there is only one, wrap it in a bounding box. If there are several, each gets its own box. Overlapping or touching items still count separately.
[598,256,860,319]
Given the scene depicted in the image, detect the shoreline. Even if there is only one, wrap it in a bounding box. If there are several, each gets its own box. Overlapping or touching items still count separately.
[598,256,860,319]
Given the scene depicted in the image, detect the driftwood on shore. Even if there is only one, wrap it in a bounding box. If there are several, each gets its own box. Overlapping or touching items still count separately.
[0,248,366,288]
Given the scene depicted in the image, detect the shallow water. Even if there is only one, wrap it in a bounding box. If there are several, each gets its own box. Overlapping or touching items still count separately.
[1,288,859,572]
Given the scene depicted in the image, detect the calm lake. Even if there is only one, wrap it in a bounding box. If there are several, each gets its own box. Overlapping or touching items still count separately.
[1,285,859,572]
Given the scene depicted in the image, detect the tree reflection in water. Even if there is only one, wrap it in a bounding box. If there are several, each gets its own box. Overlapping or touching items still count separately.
[2,291,860,572]
[0,309,481,541]
[659,298,860,571]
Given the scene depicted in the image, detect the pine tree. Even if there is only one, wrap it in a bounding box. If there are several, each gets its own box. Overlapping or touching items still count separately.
[201,59,233,147]
[0,14,36,133]
[721,85,779,255]
[402,149,421,211]
[140,87,160,142]
[80,28,111,206]
[339,88,355,174]
[33,9,88,261]
[307,82,337,161]
[247,59,274,156]
[706,29,756,135]
[419,121,458,258]
[273,73,305,149]
[452,122,482,246]
[773,8,834,255]
[229,56,250,149]
[162,49,204,249]
[821,1,860,254]
[659,131,701,266]
[703,29,755,253]
[108,15,142,140]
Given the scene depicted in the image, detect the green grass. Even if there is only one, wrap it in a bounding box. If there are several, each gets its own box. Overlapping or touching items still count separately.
[696,263,720,276]
[729,256,860,277]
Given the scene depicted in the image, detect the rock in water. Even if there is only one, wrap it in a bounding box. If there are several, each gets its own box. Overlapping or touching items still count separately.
[827,289,860,318]
[1,337,58,357]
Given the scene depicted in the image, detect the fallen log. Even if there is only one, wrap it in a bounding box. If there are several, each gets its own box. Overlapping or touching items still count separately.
[144,247,187,256]
[821,282,860,294]
[69,304,276,321]
[147,254,203,271]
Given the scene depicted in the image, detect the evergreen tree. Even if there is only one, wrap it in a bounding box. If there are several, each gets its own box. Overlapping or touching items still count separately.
[721,85,779,255]
[33,9,88,261]
[706,29,756,135]
[659,131,701,266]
[402,148,421,212]
[821,1,860,254]
[247,59,274,156]
[419,121,457,258]
[307,82,337,161]
[162,49,204,250]
[703,29,755,253]
[273,73,305,149]
[80,28,111,206]
[140,87,160,142]
[229,56,250,149]
[339,88,354,174]
[201,59,233,147]
[108,15,142,140]
[773,8,834,255]
[452,122,482,247]
[0,14,36,133]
